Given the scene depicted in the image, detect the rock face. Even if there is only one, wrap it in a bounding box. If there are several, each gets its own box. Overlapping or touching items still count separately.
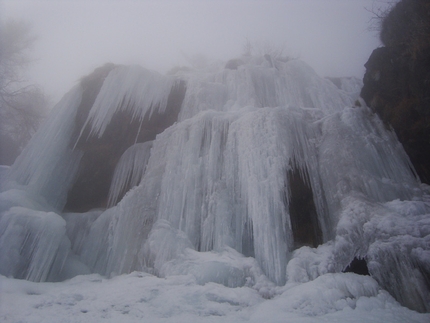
[287,166,322,249]
[64,65,186,212]
[360,0,430,184]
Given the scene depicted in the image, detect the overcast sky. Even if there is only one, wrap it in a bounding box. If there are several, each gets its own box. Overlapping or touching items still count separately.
[1,0,391,103]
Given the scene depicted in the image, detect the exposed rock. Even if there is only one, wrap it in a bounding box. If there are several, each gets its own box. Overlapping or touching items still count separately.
[343,257,370,276]
[64,68,186,212]
[360,0,430,184]
[287,166,322,249]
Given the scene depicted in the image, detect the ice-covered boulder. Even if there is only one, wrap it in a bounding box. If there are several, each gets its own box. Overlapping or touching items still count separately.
[0,206,71,281]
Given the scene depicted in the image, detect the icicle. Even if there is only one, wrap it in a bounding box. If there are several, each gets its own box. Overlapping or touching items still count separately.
[76,65,176,142]
[107,141,153,207]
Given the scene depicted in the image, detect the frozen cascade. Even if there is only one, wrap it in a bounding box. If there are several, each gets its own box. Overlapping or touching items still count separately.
[3,86,84,210]
[86,103,419,286]
[0,56,429,312]
[178,58,355,121]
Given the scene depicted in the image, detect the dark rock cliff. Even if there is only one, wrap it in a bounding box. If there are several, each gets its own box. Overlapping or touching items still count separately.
[360,0,430,184]
[64,66,186,212]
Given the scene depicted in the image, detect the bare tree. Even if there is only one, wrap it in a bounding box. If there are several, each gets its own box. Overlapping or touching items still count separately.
[364,0,396,33]
[0,19,48,165]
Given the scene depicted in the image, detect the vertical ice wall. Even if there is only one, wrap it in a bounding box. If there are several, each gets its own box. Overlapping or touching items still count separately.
[5,86,84,210]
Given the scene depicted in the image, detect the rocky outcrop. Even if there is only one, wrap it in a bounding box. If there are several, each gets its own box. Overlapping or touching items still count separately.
[360,0,430,184]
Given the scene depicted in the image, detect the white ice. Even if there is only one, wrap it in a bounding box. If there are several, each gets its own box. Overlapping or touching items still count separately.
[0,207,70,282]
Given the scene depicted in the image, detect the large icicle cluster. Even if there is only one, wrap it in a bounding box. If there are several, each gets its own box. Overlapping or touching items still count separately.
[75,65,176,142]
[0,55,429,312]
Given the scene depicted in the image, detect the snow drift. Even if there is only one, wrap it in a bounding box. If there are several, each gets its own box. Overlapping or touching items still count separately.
[0,55,429,313]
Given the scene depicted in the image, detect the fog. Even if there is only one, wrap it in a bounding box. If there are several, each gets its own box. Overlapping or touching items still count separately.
[2,0,390,102]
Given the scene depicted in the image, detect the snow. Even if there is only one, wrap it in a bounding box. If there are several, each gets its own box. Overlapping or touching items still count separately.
[1,272,429,323]
[0,55,429,319]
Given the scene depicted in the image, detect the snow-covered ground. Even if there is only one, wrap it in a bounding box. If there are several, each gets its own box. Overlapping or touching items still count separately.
[2,272,429,323]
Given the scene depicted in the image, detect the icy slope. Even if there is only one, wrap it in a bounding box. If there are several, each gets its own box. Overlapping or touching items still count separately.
[0,55,429,313]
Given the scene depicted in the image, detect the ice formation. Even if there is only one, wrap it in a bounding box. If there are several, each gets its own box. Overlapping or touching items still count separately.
[107,141,153,207]
[75,65,176,141]
[0,55,429,313]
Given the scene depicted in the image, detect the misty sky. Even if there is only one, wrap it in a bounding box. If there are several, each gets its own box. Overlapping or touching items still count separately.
[2,0,391,103]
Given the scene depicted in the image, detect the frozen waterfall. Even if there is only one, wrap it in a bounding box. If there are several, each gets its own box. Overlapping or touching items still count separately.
[0,55,429,312]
